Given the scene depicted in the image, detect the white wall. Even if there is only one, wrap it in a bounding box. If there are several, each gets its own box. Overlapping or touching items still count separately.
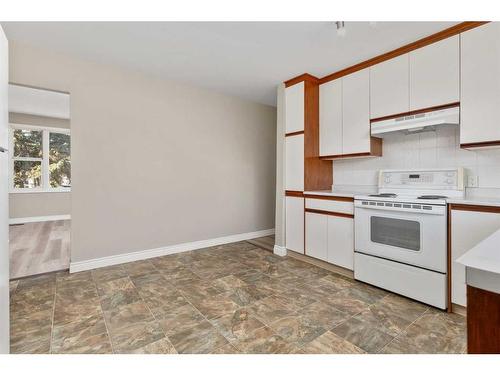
[9,41,277,264]
[333,126,500,198]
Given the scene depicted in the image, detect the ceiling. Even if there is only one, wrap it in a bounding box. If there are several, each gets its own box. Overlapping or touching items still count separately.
[1,22,457,106]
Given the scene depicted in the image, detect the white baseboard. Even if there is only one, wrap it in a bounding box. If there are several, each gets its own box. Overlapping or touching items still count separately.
[9,214,71,225]
[70,228,275,273]
[273,245,287,257]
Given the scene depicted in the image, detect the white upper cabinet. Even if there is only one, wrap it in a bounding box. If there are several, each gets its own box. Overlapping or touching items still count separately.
[285,134,304,191]
[342,69,370,155]
[409,36,460,110]
[285,82,304,133]
[461,23,500,146]
[319,79,342,156]
[370,54,410,118]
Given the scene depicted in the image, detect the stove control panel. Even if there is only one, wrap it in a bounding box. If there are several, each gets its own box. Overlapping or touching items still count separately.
[378,168,464,190]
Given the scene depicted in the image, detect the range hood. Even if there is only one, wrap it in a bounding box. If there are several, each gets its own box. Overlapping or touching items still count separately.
[371,106,459,137]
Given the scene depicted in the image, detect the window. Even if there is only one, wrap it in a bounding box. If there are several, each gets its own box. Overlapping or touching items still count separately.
[10,124,71,192]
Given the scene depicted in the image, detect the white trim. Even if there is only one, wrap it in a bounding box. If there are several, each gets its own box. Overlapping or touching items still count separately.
[273,245,287,257]
[9,123,70,134]
[9,214,71,225]
[70,228,275,273]
[9,188,70,194]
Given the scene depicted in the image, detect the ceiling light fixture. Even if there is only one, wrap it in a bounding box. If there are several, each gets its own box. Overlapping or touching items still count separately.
[335,21,346,37]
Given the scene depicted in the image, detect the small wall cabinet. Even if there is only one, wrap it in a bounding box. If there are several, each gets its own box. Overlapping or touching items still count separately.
[370,54,410,119]
[409,35,460,110]
[460,22,500,148]
[286,196,304,254]
[319,79,342,156]
[450,206,500,307]
[285,82,304,134]
[319,69,381,159]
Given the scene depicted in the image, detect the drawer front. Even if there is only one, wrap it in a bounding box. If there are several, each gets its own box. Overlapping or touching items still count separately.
[305,198,354,215]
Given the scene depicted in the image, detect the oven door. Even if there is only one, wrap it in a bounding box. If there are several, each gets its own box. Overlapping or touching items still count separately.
[354,203,447,273]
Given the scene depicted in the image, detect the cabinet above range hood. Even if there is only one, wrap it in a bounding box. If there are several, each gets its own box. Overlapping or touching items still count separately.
[371,106,460,137]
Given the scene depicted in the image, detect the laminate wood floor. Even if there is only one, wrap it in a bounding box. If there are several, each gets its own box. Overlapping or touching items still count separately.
[9,220,70,279]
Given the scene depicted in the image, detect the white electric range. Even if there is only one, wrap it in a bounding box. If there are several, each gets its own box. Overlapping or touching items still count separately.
[353,168,465,309]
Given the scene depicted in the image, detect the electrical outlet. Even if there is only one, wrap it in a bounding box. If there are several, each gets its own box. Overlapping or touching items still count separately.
[467,175,479,188]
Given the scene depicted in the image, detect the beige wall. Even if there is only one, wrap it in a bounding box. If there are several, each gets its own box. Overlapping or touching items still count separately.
[8,112,71,219]
[9,42,276,263]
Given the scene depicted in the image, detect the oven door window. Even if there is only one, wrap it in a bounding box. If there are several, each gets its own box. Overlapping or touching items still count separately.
[370,216,420,251]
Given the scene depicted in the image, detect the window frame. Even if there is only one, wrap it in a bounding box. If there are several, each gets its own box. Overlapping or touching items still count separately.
[9,123,71,194]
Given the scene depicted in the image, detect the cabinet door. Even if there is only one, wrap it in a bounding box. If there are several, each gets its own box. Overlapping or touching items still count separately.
[286,196,304,254]
[285,134,304,191]
[370,54,409,118]
[342,69,370,155]
[319,79,342,156]
[451,209,500,306]
[327,215,354,270]
[305,212,328,261]
[409,35,459,110]
[461,23,500,145]
[285,82,304,133]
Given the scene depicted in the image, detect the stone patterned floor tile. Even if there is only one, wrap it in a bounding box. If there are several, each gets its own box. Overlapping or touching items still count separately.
[233,326,295,354]
[248,295,295,325]
[297,301,351,330]
[130,337,177,354]
[301,331,365,354]
[190,292,240,320]
[167,320,228,354]
[10,309,53,354]
[156,303,206,335]
[51,314,112,354]
[91,265,127,284]
[210,308,265,343]
[9,240,467,354]
[268,313,326,346]
[331,315,396,353]
[210,343,241,354]
[96,276,142,311]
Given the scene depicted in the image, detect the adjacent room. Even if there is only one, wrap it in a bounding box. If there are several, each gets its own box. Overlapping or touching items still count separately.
[0,18,499,360]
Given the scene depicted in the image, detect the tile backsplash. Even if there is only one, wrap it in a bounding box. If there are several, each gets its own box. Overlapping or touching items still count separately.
[332,125,500,198]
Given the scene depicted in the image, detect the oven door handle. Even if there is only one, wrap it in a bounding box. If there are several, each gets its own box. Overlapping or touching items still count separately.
[354,202,446,216]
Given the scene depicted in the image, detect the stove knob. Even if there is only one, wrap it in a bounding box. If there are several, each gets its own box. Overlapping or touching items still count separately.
[446,178,453,184]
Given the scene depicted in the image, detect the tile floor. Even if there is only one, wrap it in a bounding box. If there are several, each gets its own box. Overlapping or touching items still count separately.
[9,240,467,354]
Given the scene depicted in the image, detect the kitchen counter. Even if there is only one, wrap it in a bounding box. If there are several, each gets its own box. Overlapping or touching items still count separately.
[447,196,500,208]
[304,188,376,199]
[457,228,500,294]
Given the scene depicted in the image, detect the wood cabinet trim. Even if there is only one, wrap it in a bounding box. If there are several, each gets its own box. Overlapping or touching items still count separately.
[319,137,382,160]
[284,73,320,88]
[467,285,500,353]
[460,140,500,149]
[317,22,488,85]
[285,190,304,197]
[304,194,354,202]
[450,203,500,214]
[370,102,460,123]
[305,208,354,219]
[285,130,305,137]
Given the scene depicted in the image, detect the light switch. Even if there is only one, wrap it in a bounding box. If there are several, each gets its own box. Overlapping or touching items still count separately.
[467,175,479,188]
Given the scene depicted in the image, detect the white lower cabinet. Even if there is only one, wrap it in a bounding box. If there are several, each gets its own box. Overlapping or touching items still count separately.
[451,208,500,307]
[305,212,328,261]
[327,215,354,270]
[305,209,354,270]
[285,196,304,254]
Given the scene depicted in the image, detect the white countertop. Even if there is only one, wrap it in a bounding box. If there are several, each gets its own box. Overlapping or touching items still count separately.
[447,196,500,207]
[457,229,500,275]
[304,190,368,198]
